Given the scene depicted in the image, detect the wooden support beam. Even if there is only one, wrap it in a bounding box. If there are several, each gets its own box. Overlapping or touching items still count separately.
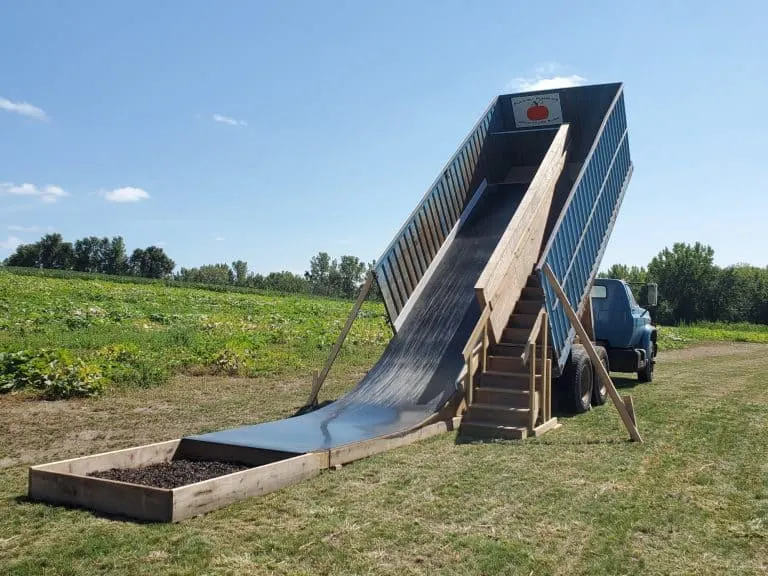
[581,294,595,342]
[542,264,643,442]
[305,272,374,407]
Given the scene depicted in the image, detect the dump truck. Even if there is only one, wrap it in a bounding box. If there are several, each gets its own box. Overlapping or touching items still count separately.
[555,277,659,414]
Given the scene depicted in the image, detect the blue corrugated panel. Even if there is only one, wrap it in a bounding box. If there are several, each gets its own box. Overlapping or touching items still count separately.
[538,90,634,373]
[374,102,497,327]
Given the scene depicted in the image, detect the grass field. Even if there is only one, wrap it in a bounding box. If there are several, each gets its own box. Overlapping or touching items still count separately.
[2,272,768,574]
[1,342,767,574]
[0,269,389,397]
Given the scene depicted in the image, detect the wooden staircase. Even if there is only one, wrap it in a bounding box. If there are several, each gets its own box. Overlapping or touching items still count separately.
[460,274,557,440]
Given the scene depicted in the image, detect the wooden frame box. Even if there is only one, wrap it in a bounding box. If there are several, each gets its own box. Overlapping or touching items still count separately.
[28,439,327,522]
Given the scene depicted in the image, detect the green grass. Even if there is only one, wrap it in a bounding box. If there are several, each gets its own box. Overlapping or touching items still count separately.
[1,343,766,575]
[0,269,389,395]
[658,322,768,350]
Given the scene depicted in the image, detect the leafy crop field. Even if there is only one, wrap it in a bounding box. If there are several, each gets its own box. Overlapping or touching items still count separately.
[0,269,389,399]
[658,322,768,350]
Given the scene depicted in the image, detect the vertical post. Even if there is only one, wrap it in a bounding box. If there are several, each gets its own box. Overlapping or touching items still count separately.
[482,323,489,373]
[545,358,552,422]
[540,312,548,423]
[466,353,474,406]
[528,341,536,431]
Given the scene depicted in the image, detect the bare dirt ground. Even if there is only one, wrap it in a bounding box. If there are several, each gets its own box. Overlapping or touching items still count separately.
[659,341,766,361]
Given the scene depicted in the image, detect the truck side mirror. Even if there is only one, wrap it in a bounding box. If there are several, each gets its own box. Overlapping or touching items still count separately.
[646,283,658,307]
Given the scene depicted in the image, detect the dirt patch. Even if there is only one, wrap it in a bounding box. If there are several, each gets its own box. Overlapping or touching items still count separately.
[88,459,250,489]
[660,341,767,362]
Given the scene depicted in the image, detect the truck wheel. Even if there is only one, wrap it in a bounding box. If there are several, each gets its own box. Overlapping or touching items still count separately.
[591,346,610,406]
[637,353,654,383]
[561,346,593,414]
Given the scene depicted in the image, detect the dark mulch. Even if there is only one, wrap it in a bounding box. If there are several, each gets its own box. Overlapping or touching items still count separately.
[88,459,250,489]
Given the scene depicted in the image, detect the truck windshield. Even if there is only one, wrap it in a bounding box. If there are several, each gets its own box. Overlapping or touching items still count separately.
[626,285,639,307]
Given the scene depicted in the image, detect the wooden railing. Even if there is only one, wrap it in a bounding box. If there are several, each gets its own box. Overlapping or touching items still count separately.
[461,304,491,407]
[521,308,552,430]
[475,124,570,343]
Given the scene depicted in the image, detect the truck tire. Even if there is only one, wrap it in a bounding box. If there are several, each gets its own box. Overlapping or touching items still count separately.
[591,346,610,406]
[637,351,654,383]
[560,346,593,414]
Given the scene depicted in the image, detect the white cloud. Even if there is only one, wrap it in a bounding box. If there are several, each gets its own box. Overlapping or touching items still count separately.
[214,236,225,242]
[515,74,587,92]
[0,236,22,251]
[212,113,247,127]
[0,97,48,120]
[0,182,69,203]
[103,186,151,203]
[7,225,40,232]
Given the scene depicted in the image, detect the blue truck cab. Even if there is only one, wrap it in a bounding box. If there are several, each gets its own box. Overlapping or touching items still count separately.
[590,278,657,382]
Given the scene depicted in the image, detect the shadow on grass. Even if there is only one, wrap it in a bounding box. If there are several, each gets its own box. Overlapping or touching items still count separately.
[13,494,163,525]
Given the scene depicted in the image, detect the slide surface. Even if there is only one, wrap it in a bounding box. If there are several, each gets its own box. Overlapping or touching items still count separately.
[187,183,526,453]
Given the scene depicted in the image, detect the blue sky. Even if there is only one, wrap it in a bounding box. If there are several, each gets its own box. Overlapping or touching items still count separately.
[2,0,766,274]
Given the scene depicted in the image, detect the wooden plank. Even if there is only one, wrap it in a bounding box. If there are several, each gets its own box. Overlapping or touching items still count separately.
[532,417,561,437]
[438,179,459,224]
[392,242,414,297]
[581,292,595,341]
[397,236,419,292]
[329,417,462,467]
[405,224,427,277]
[171,453,325,522]
[383,258,405,313]
[30,439,180,476]
[426,196,446,245]
[306,272,374,406]
[376,271,399,327]
[29,468,173,522]
[623,395,636,427]
[386,254,407,312]
[474,124,569,341]
[542,264,643,442]
[415,210,437,261]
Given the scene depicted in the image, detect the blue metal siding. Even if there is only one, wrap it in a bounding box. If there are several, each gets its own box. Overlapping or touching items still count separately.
[538,90,633,374]
[374,102,496,326]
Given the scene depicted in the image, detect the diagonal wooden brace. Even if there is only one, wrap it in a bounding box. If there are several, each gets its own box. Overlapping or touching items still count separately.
[542,264,643,442]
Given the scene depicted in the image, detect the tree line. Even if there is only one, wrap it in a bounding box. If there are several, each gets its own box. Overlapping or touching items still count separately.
[4,234,175,278]
[2,233,377,299]
[5,235,766,324]
[601,242,768,325]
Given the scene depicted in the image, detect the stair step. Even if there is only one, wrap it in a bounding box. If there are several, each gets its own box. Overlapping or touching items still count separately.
[487,355,524,373]
[508,314,538,329]
[526,274,542,288]
[492,343,554,358]
[521,287,544,301]
[515,300,543,315]
[465,403,530,427]
[502,327,532,343]
[460,421,527,440]
[481,371,542,389]
[473,387,530,407]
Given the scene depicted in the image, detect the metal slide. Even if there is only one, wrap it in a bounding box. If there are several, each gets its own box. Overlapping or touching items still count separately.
[188,82,631,454]
[188,181,529,453]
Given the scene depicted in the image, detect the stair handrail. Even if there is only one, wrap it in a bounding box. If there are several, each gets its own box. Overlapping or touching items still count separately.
[462,303,491,407]
[520,307,551,429]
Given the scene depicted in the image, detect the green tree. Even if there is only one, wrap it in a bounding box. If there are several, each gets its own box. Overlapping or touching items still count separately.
[129,246,175,278]
[263,271,309,293]
[4,243,42,267]
[37,233,74,269]
[103,236,129,275]
[73,236,107,273]
[647,242,717,324]
[232,260,248,285]
[337,255,366,298]
[178,263,233,284]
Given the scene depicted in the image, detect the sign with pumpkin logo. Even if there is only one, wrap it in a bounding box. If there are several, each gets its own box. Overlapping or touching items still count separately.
[510,93,563,128]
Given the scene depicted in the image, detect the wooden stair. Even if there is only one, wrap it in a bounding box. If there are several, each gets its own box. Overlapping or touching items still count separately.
[461,273,546,440]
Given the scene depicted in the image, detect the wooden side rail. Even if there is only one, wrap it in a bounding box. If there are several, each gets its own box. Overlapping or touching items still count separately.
[462,304,491,406]
[521,309,551,429]
[475,124,570,342]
